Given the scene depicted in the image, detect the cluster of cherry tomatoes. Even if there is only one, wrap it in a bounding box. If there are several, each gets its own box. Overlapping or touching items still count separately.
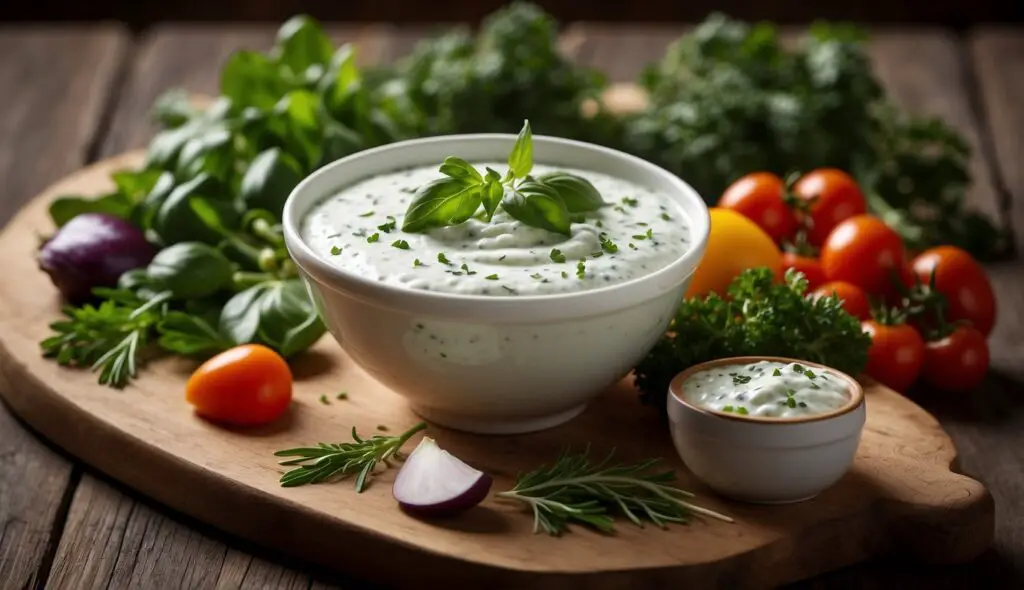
[720,168,997,394]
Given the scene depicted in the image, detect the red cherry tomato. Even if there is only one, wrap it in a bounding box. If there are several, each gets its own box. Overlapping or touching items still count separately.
[781,252,825,290]
[921,326,990,393]
[912,246,996,336]
[811,281,871,321]
[821,215,905,295]
[185,344,293,426]
[862,320,925,392]
[793,168,868,246]
[719,172,800,244]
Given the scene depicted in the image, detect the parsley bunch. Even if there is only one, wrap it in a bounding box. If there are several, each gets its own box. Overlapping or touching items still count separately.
[634,268,872,417]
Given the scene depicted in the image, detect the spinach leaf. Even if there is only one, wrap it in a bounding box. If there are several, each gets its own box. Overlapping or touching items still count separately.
[48,193,133,227]
[501,179,571,236]
[401,178,483,233]
[146,242,235,299]
[174,128,235,183]
[221,50,289,111]
[219,283,271,344]
[153,173,238,245]
[240,148,304,219]
[256,279,326,357]
[273,15,334,80]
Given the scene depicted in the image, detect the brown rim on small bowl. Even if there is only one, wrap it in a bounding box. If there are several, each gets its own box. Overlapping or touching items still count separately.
[668,356,865,424]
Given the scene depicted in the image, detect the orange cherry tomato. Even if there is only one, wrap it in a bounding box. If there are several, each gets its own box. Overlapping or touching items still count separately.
[811,281,871,321]
[781,252,825,290]
[185,344,293,426]
[912,246,996,336]
[921,325,990,393]
[861,320,925,392]
[820,215,905,296]
[793,168,867,247]
[718,172,800,244]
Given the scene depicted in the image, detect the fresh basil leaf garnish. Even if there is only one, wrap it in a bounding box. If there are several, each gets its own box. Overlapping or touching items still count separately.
[507,119,533,179]
[501,179,570,236]
[536,171,605,213]
[402,178,483,233]
[439,156,483,183]
[481,179,505,221]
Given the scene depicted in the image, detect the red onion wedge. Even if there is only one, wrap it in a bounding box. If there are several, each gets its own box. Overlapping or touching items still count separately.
[392,437,492,517]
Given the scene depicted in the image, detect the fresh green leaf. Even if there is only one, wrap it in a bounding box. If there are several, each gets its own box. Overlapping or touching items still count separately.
[439,156,483,183]
[220,50,287,111]
[146,242,235,300]
[537,172,605,213]
[507,119,533,179]
[219,284,272,344]
[239,148,304,219]
[153,173,238,245]
[256,279,326,357]
[273,15,334,78]
[157,311,233,357]
[48,193,133,227]
[151,89,199,128]
[401,178,482,233]
[501,179,570,236]
[481,178,505,221]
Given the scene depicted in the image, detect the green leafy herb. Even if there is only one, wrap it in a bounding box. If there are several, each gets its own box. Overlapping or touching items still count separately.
[549,248,566,263]
[495,448,733,536]
[391,239,410,250]
[377,216,397,232]
[337,391,348,400]
[319,394,331,405]
[732,375,751,385]
[773,368,782,377]
[367,232,380,243]
[413,258,424,267]
[330,245,342,256]
[274,422,427,491]
[600,234,619,253]
[622,197,639,207]
[485,274,499,280]
[737,407,749,415]
[660,212,672,221]
[401,120,602,236]
[722,405,735,413]
[359,210,374,217]
[460,262,477,275]
[576,260,586,279]
[635,268,871,418]
[437,253,451,265]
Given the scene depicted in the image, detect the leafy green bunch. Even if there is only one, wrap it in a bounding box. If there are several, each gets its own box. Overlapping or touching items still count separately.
[622,15,1006,258]
[401,121,606,235]
[633,268,872,417]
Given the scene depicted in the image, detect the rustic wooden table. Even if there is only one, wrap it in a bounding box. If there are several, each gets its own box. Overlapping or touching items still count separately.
[0,22,1021,590]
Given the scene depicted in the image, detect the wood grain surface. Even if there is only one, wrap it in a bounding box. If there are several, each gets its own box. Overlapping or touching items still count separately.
[0,25,129,590]
[0,22,1022,590]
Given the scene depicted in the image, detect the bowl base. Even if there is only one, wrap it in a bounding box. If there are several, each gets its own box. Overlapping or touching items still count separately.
[717,492,820,505]
[409,403,588,435]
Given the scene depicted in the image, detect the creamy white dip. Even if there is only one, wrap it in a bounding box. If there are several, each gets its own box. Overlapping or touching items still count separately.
[683,361,851,419]
[300,162,690,296]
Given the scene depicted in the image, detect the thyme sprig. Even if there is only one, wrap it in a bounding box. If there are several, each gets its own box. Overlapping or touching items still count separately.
[496,447,733,536]
[274,422,427,491]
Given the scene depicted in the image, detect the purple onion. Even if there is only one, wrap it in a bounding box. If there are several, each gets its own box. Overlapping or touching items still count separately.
[393,437,492,517]
[38,213,156,303]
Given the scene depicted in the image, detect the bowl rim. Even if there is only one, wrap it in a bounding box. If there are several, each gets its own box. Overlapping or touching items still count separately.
[281,132,710,318]
[668,356,865,425]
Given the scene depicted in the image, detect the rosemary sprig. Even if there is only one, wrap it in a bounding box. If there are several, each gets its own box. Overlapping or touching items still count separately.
[496,448,733,536]
[274,422,427,492]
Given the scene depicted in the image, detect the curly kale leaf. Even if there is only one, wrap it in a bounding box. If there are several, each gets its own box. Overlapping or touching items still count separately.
[634,268,872,418]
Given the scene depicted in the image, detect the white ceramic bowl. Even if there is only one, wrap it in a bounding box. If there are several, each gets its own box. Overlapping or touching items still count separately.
[667,356,866,504]
[282,133,710,435]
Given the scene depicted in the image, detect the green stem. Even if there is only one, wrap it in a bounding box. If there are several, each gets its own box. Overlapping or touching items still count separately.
[251,218,285,247]
[232,271,275,291]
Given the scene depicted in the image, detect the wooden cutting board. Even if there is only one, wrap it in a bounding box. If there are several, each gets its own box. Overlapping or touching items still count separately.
[0,151,994,590]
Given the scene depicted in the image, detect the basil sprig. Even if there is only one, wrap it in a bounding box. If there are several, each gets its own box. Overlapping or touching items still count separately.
[401,120,605,236]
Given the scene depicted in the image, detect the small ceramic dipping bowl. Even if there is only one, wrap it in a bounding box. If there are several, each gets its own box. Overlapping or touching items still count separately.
[667,356,866,504]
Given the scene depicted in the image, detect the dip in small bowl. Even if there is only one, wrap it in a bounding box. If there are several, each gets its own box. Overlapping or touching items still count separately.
[283,133,709,434]
[667,356,865,504]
